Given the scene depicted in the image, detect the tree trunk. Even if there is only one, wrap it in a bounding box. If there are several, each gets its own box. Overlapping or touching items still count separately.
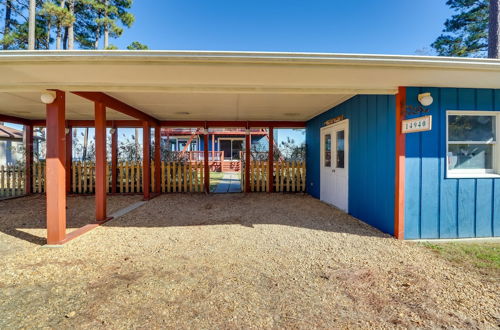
[63,26,68,49]
[489,0,500,58]
[135,128,139,161]
[94,28,100,49]
[56,0,66,50]
[28,0,36,50]
[67,0,74,49]
[104,25,109,49]
[46,22,51,49]
[83,128,89,161]
[56,26,62,49]
[104,0,109,49]
[3,0,12,50]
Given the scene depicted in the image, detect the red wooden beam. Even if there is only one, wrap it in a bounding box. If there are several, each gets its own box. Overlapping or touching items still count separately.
[65,125,72,194]
[179,129,200,156]
[211,134,215,161]
[45,90,67,245]
[394,87,406,240]
[24,124,33,194]
[245,130,251,193]
[154,126,161,194]
[111,123,118,194]
[143,122,151,200]
[203,129,209,193]
[32,120,144,128]
[72,92,160,126]
[161,120,306,128]
[268,127,274,193]
[32,120,305,129]
[95,102,108,221]
[0,114,32,126]
[249,121,306,128]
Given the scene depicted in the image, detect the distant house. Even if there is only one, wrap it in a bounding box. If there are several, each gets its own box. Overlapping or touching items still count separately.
[0,123,24,166]
[163,128,271,172]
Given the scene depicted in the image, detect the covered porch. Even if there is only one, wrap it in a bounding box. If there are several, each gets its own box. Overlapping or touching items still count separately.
[1,51,499,244]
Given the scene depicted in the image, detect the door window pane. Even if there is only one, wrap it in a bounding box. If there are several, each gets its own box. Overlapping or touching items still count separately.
[336,130,345,168]
[448,144,493,170]
[220,140,232,160]
[449,115,496,142]
[178,140,187,151]
[169,139,177,151]
[324,134,331,167]
[232,140,243,160]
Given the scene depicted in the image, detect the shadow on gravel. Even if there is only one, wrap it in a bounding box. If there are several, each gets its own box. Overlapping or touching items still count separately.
[0,193,387,247]
[0,195,142,246]
[101,194,388,239]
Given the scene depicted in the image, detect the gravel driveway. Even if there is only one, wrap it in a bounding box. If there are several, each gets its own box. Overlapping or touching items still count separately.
[0,194,498,329]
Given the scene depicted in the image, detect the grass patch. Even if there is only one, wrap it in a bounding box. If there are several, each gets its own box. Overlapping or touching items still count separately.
[209,172,224,192]
[423,242,500,273]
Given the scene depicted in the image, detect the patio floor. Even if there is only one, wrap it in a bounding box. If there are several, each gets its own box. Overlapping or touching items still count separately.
[213,172,241,193]
[0,194,498,328]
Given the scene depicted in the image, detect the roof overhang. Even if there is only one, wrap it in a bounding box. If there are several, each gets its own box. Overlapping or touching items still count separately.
[0,50,499,122]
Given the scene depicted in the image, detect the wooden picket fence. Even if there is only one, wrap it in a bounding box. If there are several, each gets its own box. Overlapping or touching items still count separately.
[160,161,204,193]
[15,160,304,195]
[274,161,306,192]
[242,161,306,192]
[0,164,26,198]
[31,161,206,194]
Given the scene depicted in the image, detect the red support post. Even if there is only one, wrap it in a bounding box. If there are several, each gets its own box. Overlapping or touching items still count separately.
[245,129,251,193]
[143,122,151,200]
[394,87,406,240]
[211,134,215,161]
[95,102,107,222]
[154,125,161,194]
[65,125,72,194]
[111,123,118,194]
[203,129,209,193]
[45,90,66,245]
[268,127,274,193]
[24,124,33,194]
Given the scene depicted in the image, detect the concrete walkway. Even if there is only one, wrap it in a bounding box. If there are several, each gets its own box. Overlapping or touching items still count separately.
[214,172,241,193]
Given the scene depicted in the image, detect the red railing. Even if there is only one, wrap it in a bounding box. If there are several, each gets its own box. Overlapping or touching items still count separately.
[172,151,225,161]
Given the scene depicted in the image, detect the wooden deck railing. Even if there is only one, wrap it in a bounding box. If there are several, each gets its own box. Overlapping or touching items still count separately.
[241,161,306,193]
[168,151,225,161]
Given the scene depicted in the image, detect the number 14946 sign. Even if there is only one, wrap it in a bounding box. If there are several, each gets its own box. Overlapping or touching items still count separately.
[402,115,432,134]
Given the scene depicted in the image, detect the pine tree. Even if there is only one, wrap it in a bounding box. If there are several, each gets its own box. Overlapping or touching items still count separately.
[127,40,147,50]
[432,0,490,57]
[1,0,141,50]
[39,1,73,50]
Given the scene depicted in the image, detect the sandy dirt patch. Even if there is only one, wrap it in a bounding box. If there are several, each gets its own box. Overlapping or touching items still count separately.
[0,193,499,329]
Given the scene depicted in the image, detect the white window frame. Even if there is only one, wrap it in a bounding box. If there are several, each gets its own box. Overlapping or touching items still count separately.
[446,110,500,178]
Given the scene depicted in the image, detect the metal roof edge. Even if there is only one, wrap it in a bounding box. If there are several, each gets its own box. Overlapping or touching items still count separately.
[0,50,499,70]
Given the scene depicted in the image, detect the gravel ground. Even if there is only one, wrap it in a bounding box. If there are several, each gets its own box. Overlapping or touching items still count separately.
[0,193,499,329]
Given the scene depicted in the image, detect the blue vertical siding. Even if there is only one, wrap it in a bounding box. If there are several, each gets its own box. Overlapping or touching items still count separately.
[306,95,396,235]
[404,87,500,239]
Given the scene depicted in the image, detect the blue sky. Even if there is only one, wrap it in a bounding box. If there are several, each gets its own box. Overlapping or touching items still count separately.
[114,0,451,55]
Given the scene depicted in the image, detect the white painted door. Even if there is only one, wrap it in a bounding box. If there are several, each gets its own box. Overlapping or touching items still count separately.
[320,120,349,212]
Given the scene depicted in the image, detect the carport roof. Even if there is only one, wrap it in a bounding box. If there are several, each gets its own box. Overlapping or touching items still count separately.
[0,50,499,122]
